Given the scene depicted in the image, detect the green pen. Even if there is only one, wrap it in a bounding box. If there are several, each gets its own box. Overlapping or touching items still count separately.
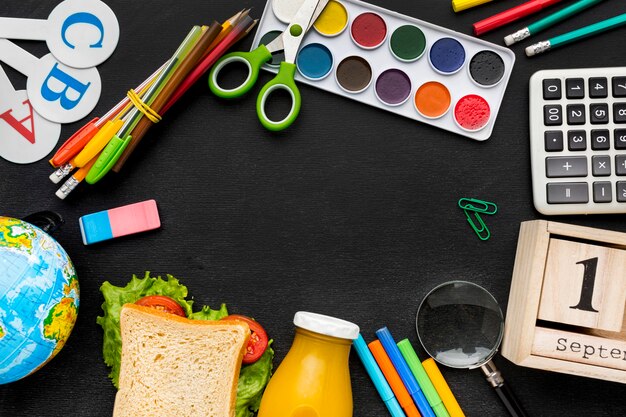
[504,0,605,45]
[397,339,450,417]
[85,134,132,184]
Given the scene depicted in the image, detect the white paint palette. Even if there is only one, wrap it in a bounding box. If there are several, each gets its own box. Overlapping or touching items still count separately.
[254,0,516,141]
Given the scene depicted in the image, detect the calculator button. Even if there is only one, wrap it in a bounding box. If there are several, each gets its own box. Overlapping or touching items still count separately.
[592,156,611,176]
[616,155,626,175]
[546,156,588,178]
[566,104,585,125]
[615,129,626,149]
[543,79,562,100]
[547,182,589,204]
[593,182,612,203]
[591,129,610,150]
[544,105,562,126]
[618,182,626,202]
[544,131,563,151]
[613,77,626,97]
[590,103,609,124]
[589,77,608,98]
[567,130,586,151]
[566,78,585,99]
[614,103,626,124]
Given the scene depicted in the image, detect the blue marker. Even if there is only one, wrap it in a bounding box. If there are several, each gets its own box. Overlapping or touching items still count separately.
[376,327,436,417]
[353,334,406,417]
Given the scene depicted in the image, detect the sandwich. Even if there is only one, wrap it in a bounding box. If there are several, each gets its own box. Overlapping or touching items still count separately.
[97,272,273,417]
[113,304,249,417]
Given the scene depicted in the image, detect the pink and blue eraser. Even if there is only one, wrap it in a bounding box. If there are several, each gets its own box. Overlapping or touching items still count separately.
[79,199,161,245]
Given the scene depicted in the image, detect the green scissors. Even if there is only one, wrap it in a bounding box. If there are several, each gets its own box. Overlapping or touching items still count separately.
[209,0,329,131]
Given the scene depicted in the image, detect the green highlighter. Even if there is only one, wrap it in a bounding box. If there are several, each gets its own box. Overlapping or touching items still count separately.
[398,339,450,417]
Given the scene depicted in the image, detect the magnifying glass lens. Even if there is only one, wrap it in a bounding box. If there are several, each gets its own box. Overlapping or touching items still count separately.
[416,281,504,368]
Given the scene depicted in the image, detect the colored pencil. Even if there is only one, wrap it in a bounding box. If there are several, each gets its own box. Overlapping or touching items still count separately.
[112,13,255,173]
[55,154,99,200]
[505,0,605,45]
[49,63,165,168]
[162,11,253,113]
[526,12,626,56]
[474,0,565,36]
[110,21,223,172]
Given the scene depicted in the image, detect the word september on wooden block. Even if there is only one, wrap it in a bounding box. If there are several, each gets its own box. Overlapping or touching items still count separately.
[502,220,626,384]
[79,200,160,245]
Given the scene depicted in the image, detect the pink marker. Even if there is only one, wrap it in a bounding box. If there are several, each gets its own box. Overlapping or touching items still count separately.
[79,200,160,245]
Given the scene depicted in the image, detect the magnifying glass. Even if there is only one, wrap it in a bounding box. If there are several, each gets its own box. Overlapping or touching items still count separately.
[416,281,528,417]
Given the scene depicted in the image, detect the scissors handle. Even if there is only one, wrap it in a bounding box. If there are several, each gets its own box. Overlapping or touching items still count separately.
[208,45,272,99]
[256,61,301,131]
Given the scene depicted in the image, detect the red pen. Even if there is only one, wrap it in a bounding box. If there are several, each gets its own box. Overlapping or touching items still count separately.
[473,0,565,36]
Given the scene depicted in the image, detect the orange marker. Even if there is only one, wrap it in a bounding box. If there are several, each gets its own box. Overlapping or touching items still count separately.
[369,340,422,417]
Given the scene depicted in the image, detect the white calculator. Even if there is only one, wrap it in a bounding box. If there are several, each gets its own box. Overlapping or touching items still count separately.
[530,67,626,215]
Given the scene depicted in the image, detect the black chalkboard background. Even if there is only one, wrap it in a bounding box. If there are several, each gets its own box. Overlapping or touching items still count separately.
[2,0,626,416]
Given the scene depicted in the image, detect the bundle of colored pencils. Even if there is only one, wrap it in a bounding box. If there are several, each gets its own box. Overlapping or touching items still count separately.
[49,10,257,199]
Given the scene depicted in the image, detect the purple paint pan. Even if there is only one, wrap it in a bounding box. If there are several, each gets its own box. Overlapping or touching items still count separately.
[374,69,412,106]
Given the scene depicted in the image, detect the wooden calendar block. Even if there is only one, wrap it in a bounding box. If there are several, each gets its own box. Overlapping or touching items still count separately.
[502,220,626,384]
[538,238,626,332]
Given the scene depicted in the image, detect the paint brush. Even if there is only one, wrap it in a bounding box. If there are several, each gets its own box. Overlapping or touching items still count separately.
[526,12,626,56]
[505,0,605,45]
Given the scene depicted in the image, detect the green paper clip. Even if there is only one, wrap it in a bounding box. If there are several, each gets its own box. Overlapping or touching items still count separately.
[464,209,490,240]
[85,134,132,184]
[458,197,497,215]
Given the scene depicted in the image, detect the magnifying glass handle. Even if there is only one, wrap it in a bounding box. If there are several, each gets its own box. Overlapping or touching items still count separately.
[481,361,529,417]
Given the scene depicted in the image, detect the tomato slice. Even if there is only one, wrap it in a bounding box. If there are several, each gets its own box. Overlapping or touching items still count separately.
[221,314,268,364]
[135,295,186,317]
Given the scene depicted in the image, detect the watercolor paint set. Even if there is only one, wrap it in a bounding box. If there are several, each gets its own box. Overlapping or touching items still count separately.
[253,0,516,140]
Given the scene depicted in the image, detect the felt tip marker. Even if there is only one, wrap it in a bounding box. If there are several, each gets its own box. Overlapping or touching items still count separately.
[78,200,161,245]
[422,359,465,417]
[452,0,495,13]
[376,328,436,417]
[397,340,450,417]
[369,340,421,417]
[353,334,406,417]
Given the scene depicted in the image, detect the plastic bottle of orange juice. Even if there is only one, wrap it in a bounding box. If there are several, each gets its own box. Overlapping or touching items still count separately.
[258,312,360,417]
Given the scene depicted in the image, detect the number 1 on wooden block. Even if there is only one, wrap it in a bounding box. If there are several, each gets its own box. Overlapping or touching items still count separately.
[538,239,626,332]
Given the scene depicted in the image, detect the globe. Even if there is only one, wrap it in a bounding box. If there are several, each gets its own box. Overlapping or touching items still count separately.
[0,216,79,384]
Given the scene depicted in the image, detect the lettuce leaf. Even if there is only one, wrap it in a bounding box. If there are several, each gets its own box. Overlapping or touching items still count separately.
[96,272,194,387]
[96,272,273,417]
[235,344,274,417]
[189,304,228,320]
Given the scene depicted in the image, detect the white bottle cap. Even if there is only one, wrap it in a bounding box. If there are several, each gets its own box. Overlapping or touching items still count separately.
[293,312,360,340]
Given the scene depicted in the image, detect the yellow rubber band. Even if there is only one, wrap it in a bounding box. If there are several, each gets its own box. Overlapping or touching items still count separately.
[127,89,162,123]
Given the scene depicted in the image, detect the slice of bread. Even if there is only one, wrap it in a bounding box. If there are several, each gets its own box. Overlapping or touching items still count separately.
[113,304,249,417]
